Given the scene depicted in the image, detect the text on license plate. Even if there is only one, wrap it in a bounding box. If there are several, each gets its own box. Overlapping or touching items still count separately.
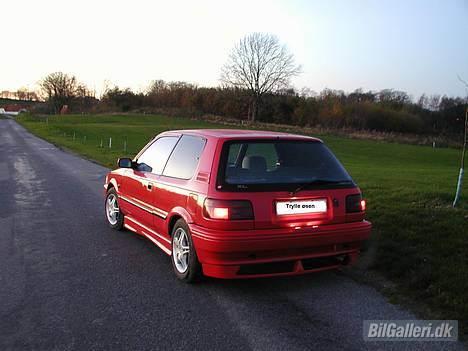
[276,199,327,215]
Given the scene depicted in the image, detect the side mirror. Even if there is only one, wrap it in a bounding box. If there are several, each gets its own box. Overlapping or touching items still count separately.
[117,158,133,169]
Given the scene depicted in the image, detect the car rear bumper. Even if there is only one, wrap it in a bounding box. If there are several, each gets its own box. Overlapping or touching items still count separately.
[190,220,372,279]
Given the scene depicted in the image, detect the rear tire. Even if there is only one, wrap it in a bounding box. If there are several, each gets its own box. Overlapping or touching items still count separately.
[105,188,124,230]
[171,219,201,283]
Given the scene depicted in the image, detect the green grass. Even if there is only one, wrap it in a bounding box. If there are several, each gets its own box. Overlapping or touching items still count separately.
[16,113,468,331]
[16,114,219,168]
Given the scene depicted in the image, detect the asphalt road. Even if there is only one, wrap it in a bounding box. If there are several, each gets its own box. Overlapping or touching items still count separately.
[0,119,464,351]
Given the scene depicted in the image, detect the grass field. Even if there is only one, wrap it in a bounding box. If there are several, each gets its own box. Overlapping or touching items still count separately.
[16,113,468,331]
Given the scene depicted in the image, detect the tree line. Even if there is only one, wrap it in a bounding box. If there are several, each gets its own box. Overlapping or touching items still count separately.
[33,32,466,136]
[1,89,39,101]
[33,74,466,135]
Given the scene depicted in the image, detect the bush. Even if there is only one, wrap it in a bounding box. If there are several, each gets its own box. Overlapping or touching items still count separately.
[365,106,424,133]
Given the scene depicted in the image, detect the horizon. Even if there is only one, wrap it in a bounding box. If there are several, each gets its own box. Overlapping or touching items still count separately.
[2,0,468,98]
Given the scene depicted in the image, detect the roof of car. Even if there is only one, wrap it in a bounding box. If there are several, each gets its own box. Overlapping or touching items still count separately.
[162,129,322,141]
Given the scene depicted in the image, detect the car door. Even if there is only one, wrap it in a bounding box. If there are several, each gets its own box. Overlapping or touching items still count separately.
[122,136,179,230]
[154,135,207,234]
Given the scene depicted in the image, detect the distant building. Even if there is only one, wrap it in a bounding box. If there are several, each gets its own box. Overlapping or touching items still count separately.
[60,105,69,114]
[0,104,28,116]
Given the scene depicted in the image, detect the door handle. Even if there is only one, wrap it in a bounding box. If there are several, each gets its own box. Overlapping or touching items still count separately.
[147,182,153,191]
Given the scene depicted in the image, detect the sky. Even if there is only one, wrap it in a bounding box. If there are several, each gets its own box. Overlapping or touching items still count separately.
[1,0,468,98]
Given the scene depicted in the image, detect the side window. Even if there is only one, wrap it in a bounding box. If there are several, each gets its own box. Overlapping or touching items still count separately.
[227,143,241,166]
[163,135,206,179]
[137,136,178,174]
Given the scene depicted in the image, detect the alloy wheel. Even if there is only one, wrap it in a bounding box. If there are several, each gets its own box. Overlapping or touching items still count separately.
[106,193,120,225]
[172,227,190,273]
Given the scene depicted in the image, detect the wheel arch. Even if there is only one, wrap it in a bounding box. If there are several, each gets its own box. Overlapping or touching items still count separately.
[167,207,193,237]
[106,177,119,193]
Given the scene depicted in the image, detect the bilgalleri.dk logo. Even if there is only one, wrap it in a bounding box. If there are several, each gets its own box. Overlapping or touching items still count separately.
[363,320,458,341]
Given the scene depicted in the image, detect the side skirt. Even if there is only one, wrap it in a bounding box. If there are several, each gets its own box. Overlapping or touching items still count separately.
[124,216,172,255]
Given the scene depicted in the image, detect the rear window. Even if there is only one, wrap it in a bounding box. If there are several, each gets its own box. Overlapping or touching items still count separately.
[218,140,354,191]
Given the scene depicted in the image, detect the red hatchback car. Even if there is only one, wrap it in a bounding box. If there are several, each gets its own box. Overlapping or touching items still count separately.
[104,129,371,282]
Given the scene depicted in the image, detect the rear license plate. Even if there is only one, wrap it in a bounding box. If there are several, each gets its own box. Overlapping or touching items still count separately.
[276,199,327,215]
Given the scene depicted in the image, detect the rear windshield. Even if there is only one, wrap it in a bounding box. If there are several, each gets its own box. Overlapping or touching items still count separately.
[218,140,354,191]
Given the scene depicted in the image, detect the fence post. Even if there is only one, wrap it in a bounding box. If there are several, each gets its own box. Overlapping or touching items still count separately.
[109,137,112,149]
[124,137,127,153]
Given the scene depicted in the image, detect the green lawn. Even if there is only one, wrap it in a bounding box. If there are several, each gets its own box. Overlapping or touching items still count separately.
[16,113,468,331]
[16,114,219,167]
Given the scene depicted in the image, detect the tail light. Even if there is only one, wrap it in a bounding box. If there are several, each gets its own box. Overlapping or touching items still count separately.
[346,193,366,213]
[203,199,254,220]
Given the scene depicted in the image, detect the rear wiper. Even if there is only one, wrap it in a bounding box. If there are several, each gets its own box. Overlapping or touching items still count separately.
[290,179,352,195]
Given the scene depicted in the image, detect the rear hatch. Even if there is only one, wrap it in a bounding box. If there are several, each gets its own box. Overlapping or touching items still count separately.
[214,138,364,229]
[230,188,360,229]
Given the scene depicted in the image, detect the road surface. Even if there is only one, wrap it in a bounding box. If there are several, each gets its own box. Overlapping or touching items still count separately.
[0,119,463,350]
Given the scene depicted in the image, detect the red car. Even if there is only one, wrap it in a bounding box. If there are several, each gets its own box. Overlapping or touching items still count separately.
[104,129,371,282]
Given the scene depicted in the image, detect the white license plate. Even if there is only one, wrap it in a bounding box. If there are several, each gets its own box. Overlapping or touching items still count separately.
[276,199,327,215]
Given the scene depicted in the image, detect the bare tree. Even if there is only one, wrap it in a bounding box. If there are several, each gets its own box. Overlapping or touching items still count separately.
[428,94,441,111]
[39,72,78,113]
[221,32,301,121]
[16,87,28,101]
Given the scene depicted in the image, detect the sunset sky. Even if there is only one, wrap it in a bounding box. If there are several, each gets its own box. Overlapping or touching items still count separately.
[2,0,468,98]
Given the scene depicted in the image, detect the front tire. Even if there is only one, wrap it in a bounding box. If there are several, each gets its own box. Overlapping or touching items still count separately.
[171,219,201,283]
[105,188,124,230]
